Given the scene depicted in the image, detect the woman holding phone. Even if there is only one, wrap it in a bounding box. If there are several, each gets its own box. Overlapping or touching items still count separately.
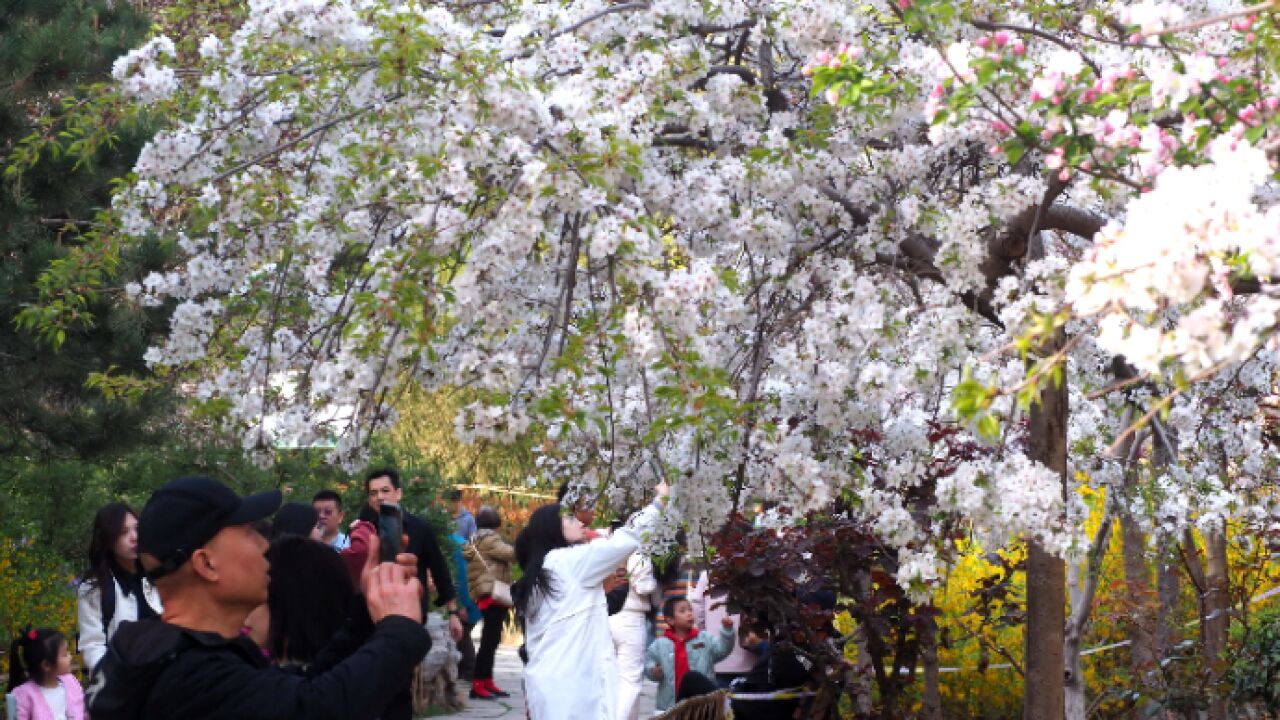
[513,481,668,720]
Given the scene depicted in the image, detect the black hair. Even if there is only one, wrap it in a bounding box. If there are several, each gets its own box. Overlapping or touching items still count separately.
[444,488,462,502]
[364,468,400,491]
[476,506,501,530]
[312,490,342,508]
[514,525,530,567]
[7,628,65,691]
[266,535,356,664]
[271,503,319,539]
[662,595,691,622]
[511,504,569,618]
[82,502,141,591]
[675,671,718,702]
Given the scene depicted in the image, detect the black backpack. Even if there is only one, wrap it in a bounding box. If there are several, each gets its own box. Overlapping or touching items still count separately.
[100,577,117,633]
[73,576,116,652]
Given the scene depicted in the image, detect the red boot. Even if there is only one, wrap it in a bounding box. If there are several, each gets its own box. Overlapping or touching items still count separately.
[470,680,496,700]
[484,679,511,698]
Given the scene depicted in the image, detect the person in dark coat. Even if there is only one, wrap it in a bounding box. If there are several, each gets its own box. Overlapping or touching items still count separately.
[364,469,465,720]
[86,475,429,720]
[363,468,464,640]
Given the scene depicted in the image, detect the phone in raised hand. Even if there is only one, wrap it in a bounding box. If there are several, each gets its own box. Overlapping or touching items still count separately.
[377,502,403,563]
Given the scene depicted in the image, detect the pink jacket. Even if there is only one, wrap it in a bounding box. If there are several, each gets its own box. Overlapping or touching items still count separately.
[11,676,87,720]
[690,571,761,674]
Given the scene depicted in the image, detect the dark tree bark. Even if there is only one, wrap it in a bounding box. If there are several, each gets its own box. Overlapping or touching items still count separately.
[1203,529,1230,720]
[920,612,942,720]
[1120,514,1160,717]
[1024,348,1068,720]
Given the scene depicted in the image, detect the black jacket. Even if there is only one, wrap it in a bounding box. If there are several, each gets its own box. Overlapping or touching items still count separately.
[87,613,429,720]
[404,511,455,611]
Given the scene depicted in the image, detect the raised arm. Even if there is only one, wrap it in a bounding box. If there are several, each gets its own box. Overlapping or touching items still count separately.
[708,621,736,663]
[565,501,663,586]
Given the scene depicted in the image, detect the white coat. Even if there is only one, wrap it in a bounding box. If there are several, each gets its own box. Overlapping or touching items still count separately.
[523,502,662,720]
[76,574,163,673]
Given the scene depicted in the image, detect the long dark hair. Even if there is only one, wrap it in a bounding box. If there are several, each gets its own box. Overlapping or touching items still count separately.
[83,502,140,589]
[266,535,355,664]
[511,504,569,618]
[7,628,65,691]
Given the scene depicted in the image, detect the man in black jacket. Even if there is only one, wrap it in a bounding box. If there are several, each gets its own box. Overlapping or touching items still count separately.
[87,475,430,720]
[364,468,464,642]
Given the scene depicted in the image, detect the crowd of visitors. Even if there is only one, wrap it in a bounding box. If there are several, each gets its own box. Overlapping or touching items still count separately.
[6,471,820,720]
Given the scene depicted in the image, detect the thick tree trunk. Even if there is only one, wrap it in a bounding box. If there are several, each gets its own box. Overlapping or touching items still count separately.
[1024,344,1068,720]
[920,612,942,720]
[1203,528,1230,720]
[1155,555,1180,657]
[850,569,875,718]
[1128,416,1174,714]
[1180,527,1229,720]
[1121,513,1158,714]
[1026,541,1067,720]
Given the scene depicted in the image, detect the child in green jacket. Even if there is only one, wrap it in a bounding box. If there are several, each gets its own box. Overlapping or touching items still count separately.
[645,596,734,711]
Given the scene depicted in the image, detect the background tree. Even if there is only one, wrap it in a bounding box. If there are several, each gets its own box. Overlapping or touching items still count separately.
[16,0,1280,716]
[0,0,167,459]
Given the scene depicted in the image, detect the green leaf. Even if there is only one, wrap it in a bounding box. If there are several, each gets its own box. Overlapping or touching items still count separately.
[976,414,1000,442]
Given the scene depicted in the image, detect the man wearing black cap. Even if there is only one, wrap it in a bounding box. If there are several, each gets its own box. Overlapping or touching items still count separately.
[86,475,430,720]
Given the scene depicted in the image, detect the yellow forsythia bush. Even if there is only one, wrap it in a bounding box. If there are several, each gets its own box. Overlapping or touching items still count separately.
[0,537,79,675]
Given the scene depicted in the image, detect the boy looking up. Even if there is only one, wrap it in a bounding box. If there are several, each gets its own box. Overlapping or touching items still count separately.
[645,596,734,712]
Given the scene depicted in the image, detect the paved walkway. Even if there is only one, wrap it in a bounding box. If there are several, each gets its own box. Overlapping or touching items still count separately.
[441,637,657,719]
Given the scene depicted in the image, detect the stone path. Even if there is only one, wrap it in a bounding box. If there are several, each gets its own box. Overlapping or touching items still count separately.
[440,634,657,719]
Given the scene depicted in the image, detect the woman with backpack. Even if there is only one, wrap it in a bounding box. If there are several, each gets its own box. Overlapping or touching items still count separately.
[76,502,163,674]
[462,506,515,701]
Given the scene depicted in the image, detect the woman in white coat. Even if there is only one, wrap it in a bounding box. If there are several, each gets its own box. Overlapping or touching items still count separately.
[514,482,667,720]
[76,503,162,673]
[610,548,661,720]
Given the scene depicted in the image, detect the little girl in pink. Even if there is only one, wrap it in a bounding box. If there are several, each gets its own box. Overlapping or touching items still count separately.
[7,628,86,720]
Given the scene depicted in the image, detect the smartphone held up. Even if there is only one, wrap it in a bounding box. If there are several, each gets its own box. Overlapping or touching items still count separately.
[377,502,403,563]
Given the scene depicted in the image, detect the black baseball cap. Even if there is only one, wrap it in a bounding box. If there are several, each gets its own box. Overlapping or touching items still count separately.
[270,502,319,539]
[139,475,282,580]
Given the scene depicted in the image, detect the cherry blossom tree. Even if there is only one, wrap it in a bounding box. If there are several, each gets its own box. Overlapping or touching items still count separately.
[20,0,1280,716]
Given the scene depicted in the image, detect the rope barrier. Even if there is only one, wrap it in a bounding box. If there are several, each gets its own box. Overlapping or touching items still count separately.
[726,688,816,700]
[451,483,556,500]
[919,583,1280,674]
